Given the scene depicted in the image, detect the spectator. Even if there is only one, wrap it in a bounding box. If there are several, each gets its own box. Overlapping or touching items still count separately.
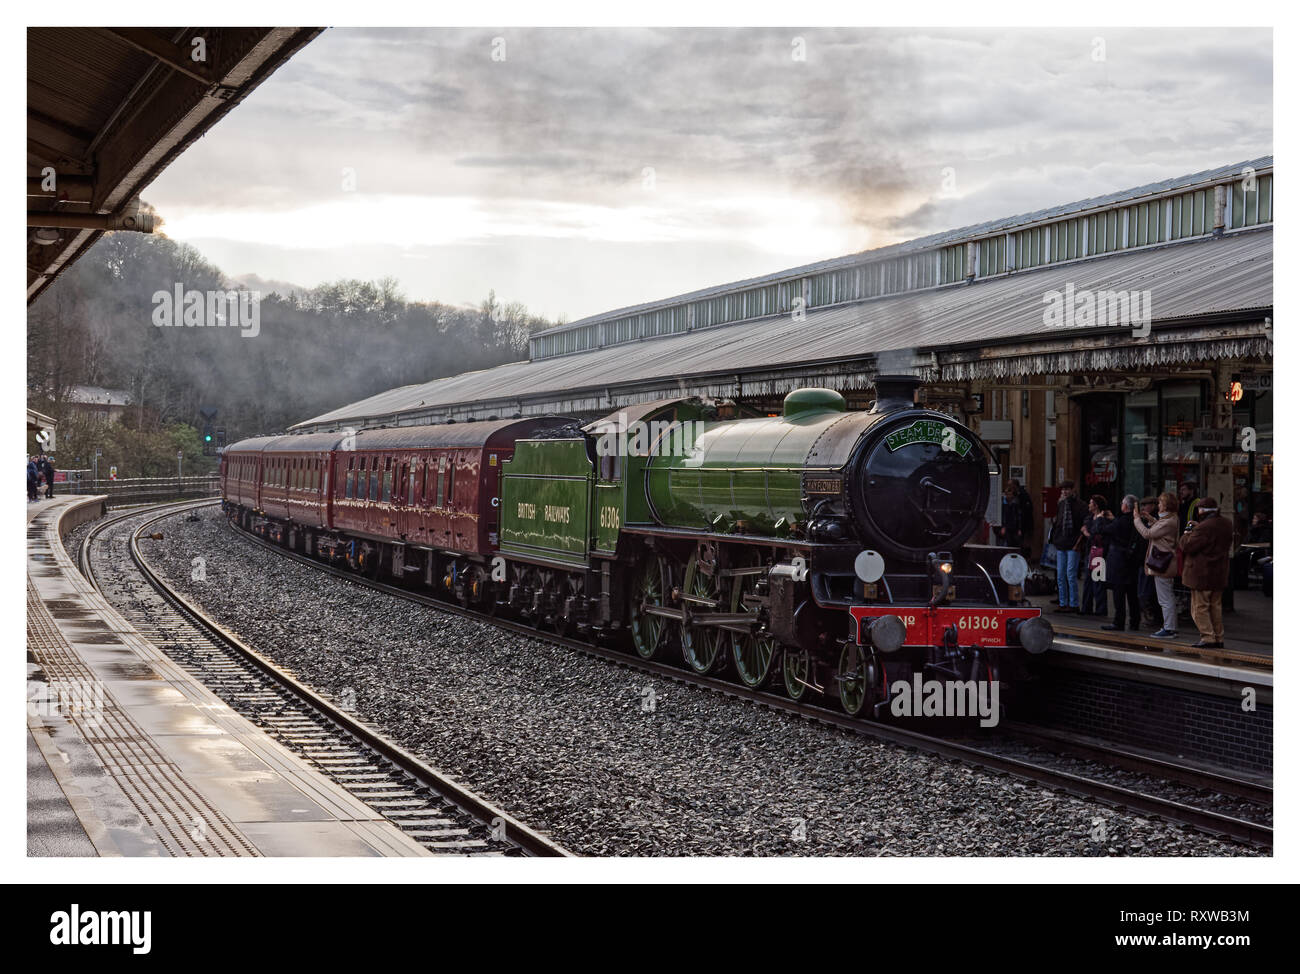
[997,483,1024,549]
[1248,511,1272,543]
[1048,480,1088,613]
[39,454,55,499]
[1137,496,1160,626]
[1079,494,1111,616]
[1178,497,1235,648]
[1231,512,1272,589]
[1098,494,1143,632]
[1134,490,1180,638]
[1011,478,1034,554]
[1178,480,1201,534]
[27,456,40,502]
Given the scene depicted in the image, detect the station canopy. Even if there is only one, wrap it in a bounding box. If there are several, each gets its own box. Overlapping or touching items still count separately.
[27,27,321,303]
[293,224,1272,432]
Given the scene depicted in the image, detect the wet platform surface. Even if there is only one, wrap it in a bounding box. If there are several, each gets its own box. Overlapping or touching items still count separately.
[1029,585,1272,683]
[26,496,432,857]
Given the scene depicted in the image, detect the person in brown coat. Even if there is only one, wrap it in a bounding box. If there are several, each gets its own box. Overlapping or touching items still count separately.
[1178,496,1235,648]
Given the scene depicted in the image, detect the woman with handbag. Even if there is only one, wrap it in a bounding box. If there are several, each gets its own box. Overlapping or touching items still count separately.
[1134,490,1180,638]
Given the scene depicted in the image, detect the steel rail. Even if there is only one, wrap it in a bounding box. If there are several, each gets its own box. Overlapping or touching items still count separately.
[81,500,570,858]
[996,722,1272,806]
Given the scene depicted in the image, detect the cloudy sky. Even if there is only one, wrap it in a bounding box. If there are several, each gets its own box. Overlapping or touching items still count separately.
[147,27,1272,323]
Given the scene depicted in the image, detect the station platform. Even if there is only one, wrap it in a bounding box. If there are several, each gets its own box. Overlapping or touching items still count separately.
[1029,583,1270,671]
[26,495,432,857]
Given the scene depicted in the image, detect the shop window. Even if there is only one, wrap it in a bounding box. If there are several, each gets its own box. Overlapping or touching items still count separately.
[1123,390,1157,499]
[1159,382,1202,493]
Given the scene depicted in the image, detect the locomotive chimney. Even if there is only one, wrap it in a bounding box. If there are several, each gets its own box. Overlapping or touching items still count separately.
[869,374,921,413]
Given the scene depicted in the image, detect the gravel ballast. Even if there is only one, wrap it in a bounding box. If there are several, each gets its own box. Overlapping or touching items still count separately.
[127,507,1258,857]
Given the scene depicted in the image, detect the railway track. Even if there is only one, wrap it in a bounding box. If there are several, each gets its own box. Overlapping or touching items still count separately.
[180,500,1271,851]
[995,723,1272,807]
[77,499,570,858]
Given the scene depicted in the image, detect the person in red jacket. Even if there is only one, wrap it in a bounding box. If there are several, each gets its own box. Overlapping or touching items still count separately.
[1178,497,1235,648]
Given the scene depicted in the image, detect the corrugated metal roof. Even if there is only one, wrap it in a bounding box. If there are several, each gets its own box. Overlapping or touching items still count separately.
[232,418,577,454]
[337,417,575,449]
[532,156,1273,340]
[294,226,1272,431]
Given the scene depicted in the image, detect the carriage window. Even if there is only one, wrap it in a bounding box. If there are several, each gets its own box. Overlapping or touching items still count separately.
[382,458,393,503]
[446,457,455,509]
[370,459,380,500]
[408,464,417,504]
[436,456,446,507]
[345,465,355,499]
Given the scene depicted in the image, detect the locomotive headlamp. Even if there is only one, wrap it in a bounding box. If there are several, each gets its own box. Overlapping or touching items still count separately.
[854,549,885,583]
[927,552,954,580]
[927,551,954,607]
[998,553,1029,586]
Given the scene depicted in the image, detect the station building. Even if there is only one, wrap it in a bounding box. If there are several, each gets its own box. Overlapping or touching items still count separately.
[292,158,1274,553]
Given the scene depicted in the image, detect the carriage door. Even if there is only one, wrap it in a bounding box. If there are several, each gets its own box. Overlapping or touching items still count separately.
[486,449,503,547]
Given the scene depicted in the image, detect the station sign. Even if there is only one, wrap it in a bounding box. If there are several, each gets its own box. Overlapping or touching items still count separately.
[1192,427,1233,451]
[978,419,1013,443]
[1241,372,1272,393]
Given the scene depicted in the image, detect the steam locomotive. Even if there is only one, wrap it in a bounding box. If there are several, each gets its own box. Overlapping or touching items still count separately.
[220,375,1052,717]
